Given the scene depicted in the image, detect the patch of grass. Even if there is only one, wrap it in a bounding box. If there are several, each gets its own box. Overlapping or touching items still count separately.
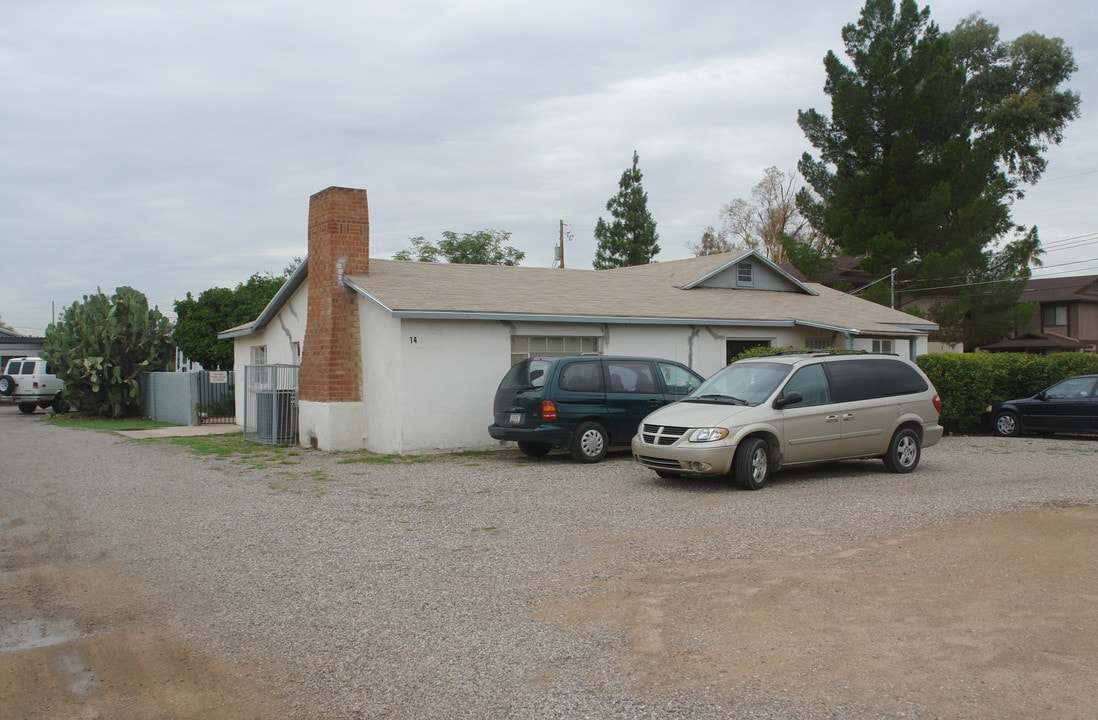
[46,414,177,432]
[451,449,494,458]
[338,453,429,465]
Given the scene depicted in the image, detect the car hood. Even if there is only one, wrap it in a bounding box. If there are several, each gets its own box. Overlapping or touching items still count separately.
[643,400,757,427]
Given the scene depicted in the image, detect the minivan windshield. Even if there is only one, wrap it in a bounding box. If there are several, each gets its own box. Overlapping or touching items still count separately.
[688,361,792,406]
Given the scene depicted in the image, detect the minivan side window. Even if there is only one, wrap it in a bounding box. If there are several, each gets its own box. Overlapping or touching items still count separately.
[782,364,831,406]
[558,361,603,392]
[606,361,658,393]
[824,359,879,402]
[658,362,702,395]
[21,361,36,374]
[875,359,928,396]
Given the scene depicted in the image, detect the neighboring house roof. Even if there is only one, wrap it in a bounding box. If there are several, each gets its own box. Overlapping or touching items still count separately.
[1019,275,1098,304]
[0,328,45,345]
[222,250,938,340]
[979,331,1093,352]
[780,254,876,288]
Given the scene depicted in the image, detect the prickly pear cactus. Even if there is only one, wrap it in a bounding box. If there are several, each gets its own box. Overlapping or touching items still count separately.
[42,286,174,417]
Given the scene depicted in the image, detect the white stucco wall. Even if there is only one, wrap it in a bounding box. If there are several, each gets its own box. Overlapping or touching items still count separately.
[228,280,308,423]
[361,309,512,454]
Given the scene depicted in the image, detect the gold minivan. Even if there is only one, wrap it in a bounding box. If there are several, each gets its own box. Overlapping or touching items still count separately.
[631,352,943,490]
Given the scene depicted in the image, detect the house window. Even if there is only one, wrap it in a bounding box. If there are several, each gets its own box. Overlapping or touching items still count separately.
[805,337,833,350]
[250,345,269,385]
[872,339,894,354]
[510,335,599,365]
[726,339,771,364]
[737,262,754,285]
[1043,305,1068,327]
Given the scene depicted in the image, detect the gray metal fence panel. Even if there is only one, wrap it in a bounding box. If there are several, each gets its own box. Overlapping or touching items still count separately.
[196,370,235,424]
[243,364,300,445]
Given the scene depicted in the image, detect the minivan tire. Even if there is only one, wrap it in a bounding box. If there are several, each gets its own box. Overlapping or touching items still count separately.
[517,442,552,458]
[735,437,770,490]
[883,427,921,473]
[570,421,608,463]
[18,403,37,414]
[0,375,14,396]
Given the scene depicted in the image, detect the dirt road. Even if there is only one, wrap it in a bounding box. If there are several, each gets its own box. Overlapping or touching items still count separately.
[2,413,1096,719]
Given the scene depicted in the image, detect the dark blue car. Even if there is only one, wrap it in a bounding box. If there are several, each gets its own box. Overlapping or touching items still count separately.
[988,374,1098,437]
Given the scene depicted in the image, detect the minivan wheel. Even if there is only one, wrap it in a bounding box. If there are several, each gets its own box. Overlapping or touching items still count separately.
[735,437,770,490]
[18,403,37,414]
[570,421,608,463]
[883,427,921,473]
[0,375,14,396]
[993,411,1021,437]
[517,442,552,457]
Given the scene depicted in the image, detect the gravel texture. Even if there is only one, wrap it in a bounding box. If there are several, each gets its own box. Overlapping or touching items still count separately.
[2,411,1097,718]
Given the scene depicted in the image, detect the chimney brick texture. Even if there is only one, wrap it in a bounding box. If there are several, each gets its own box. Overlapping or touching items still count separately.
[299,187,369,403]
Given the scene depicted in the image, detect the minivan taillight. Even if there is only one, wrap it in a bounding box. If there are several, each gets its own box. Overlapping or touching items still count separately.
[541,400,558,421]
[932,394,942,413]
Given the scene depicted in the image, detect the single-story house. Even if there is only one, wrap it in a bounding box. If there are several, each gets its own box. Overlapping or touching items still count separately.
[220,186,939,453]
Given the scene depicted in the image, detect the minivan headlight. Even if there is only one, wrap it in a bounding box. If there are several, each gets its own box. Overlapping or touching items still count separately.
[689,427,729,443]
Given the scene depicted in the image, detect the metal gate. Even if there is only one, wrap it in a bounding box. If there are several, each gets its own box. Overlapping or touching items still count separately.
[243,364,299,445]
[196,370,236,424]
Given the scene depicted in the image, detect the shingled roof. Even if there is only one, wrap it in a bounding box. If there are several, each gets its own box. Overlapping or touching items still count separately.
[341,251,936,338]
[223,250,938,340]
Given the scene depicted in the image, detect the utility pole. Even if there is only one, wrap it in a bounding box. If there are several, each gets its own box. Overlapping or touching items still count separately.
[558,219,565,268]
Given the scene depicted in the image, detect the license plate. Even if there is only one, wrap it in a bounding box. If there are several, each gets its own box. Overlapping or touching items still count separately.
[509,411,523,425]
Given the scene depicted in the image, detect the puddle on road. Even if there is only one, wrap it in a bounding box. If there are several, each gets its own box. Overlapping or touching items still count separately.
[0,618,81,652]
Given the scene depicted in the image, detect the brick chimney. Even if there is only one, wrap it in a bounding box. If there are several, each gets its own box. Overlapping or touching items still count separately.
[299,186,369,403]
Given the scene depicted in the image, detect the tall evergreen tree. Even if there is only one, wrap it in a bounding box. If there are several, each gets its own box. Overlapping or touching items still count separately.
[796,0,1079,349]
[593,151,660,269]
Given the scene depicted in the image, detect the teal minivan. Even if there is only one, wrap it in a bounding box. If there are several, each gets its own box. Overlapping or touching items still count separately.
[488,356,703,463]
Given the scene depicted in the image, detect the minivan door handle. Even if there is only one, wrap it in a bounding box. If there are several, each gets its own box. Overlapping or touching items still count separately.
[842,413,856,420]
[826,415,840,423]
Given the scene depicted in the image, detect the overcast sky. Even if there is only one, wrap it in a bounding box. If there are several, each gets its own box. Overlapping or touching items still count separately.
[2,0,1095,335]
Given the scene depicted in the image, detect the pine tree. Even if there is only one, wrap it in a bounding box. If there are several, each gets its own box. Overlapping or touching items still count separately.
[796,0,1079,349]
[593,151,660,269]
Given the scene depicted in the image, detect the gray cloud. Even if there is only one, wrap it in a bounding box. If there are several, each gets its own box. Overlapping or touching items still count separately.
[1,0,1094,333]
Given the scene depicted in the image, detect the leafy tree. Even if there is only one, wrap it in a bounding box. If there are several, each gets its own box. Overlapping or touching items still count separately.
[0,315,14,332]
[593,151,660,269]
[699,167,823,264]
[42,286,173,417]
[796,0,1079,349]
[173,272,288,369]
[393,230,524,265]
[686,226,737,256]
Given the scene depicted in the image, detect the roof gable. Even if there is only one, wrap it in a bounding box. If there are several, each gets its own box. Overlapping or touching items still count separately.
[678,251,817,295]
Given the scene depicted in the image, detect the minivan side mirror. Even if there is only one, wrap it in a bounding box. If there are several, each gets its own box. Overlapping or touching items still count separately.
[774,391,802,409]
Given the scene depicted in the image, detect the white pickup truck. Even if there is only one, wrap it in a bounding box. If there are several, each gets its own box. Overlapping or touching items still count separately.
[0,356,66,414]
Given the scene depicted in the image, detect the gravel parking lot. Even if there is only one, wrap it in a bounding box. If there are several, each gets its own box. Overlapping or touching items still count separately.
[2,411,1096,719]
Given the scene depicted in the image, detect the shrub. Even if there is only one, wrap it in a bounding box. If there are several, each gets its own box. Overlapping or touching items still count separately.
[917,352,1098,432]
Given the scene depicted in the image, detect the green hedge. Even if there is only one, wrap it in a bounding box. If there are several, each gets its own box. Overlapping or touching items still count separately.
[917,352,1098,432]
